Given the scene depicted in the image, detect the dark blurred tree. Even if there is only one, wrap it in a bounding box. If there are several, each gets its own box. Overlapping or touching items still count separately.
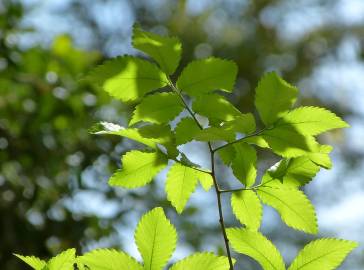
[0,1,120,268]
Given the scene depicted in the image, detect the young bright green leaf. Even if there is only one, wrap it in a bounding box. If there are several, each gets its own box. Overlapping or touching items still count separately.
[255,72,298,126]
[130,92,184,126]
[174,117,201,145]
[195,170,213,191]
[231,143,257,187]
[227,228,285,270]
[135,207,177,270]
[138,124,179,158]
[262,125,318,158]
[279,106,349,136]
[192,93,242,122]
[307,144,333,169]
[194,127,235,142]
[170,252,233,270]
[221,113,256,134]
[165,163,199,213]
[217,145,236,166]
[257,185,318,234]
[267,156,320,187]
[244,136,270,148]
[288,239,358,270]
[47,248,76,270]
[14,254,46,270]
[78,249,143,270]
[176,57,238,96]
[87,56,168,102]
[231,190,262,231]
[109,150,167,188]
[132,25,182,74]
[91,122,161,149]
[92,122,179,158]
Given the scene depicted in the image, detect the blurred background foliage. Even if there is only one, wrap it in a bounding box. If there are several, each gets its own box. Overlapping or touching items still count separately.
[1,0,363,269]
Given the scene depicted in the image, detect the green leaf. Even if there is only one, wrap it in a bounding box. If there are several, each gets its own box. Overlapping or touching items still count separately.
[14,254,46,270]
[176,58,238,96]
[47,248,76,270]
[221,113,256,134]
[165,163,199,213]
[78,249,143,270]
[255,72,298,126]
[170,252,233,270]
[279,106,349,136]
[88,56,168,102]
[192,93,242,122]
[288,238,358,270]
[256,184,318,234]
[91,122,161,149]
[244,136,270,148]
[231,143,257,187]
[92,122,179,158]
[132,25,182,75]
[130,92,184,126]
[307,144,333,169]
[138,124,179,157]
[194,127,235,142]
[174,117,201,145]
[231,190,262,231]
[195,170,213,191]
[135,207,177,270]
[262,125,318,158]
[217,145,236,166]
[267,156,320,187]
[227,228,285,270]
[109,150,167,188]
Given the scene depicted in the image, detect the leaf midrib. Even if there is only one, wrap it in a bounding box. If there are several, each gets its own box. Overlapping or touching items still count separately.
[290,246,350,270]
[258,187,314,232]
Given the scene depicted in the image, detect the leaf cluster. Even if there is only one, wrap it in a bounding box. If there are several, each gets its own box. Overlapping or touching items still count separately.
[16,25,358,270]
[16,208,233,270]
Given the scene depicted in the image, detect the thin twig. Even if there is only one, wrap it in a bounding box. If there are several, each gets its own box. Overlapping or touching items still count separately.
[168,78,235,270]
[220,187,251,193]
[212,128,267,153]
[210,151,235,270]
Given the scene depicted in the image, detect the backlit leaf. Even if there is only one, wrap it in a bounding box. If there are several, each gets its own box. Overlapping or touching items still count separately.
[135,207,177,270]
[78,249,143,270]
[88,56,168,102]
[262,125,318,158]
[177,58,238,96]
[174,117,201,145]
[279,106,349,136]
[132,25,182,74]
[255,72,298,126]
[130,92,184,125]
[165,163,199,213]
[288,238,358,270]
[109,150,167,188]
[257,184,318,234]
[267,156,320,187]
[170,252,233,270]
[231,190,262,231]
[221,113,256,134]
[194,127,235,142]
[231,143,257,187]
[14,255,46,270]
[192,93,242,122]
[47,248,76,270]
[227,228,285,270]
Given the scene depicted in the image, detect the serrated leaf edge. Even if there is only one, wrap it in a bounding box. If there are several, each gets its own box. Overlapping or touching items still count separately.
[257,186,318,234]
